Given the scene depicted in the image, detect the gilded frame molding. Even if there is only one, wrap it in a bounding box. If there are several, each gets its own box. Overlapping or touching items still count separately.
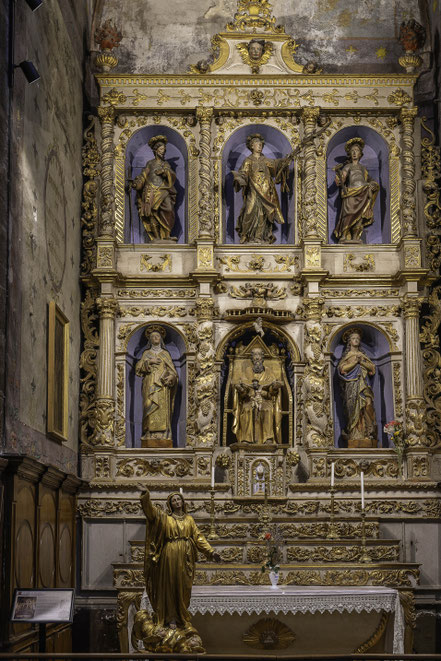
[47,300,70,443]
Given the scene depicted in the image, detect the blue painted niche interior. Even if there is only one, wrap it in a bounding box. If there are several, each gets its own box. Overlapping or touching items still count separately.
[330,325,394,448]
[327,126,390,244]
[125,325,187,448]
[222,124,295,244]
[124,126,188,244]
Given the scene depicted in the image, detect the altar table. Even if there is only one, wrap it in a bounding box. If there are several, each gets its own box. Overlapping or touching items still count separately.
[133,585,404,655]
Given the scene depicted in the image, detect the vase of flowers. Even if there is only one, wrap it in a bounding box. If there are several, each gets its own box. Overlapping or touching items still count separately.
[384,420,407,479]
[261,527,283,588]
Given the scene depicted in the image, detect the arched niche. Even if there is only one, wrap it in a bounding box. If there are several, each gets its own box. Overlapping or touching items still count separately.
[329,324,394,448]
[326,126,390,244]
[125,324,187,448]
[124,126,188,244]
[222,124,295,244]
[219,324,297,447]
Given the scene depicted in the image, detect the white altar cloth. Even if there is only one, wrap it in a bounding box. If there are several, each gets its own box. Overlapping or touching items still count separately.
[138,585,404,654]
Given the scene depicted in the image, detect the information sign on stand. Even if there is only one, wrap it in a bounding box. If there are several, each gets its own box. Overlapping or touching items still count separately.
[11,589,75,652]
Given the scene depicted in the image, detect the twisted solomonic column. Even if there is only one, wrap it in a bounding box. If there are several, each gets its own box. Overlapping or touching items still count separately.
[97,105,116,237]
[301,107,321,239]
[95,297,118,446]
[400,107,418,238]
[196,107,214,239]
[402,295,427,446]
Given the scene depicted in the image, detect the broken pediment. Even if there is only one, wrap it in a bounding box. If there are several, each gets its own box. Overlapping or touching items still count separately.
[189,0,320,76]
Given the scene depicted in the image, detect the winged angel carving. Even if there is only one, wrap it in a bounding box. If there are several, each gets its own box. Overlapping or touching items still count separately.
[236,39,274,73]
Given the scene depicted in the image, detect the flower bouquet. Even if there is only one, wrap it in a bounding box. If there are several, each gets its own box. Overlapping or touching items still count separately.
[384,420,407,479]
[261,526,283,587]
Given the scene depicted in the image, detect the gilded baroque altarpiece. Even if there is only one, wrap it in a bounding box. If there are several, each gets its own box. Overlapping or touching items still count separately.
[78,0,441,652]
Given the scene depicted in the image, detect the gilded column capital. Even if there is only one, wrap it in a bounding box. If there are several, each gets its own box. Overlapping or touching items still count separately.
[400,107,418,124]
[302,296,325,320]
[193,296,217,320]
[301,106,321,125]
[97,105,116,124]
[96,297,119,318]
[402,295,424,319]
[196,106,214,124]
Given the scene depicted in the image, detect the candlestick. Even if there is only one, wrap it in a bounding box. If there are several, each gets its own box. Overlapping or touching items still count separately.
[326,485,339,539]
[359,509,372,563]
[360,471,365,510]
[331,462,335,488]
[207,488,218,540]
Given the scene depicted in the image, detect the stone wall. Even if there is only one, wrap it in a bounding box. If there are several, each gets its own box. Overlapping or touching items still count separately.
[95,0,426,75]
[3,0,88,473]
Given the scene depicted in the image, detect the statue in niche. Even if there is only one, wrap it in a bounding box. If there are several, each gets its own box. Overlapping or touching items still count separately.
[337,327,378,448]
[135,326,178,448]
[232,133,295,244]
[333,137,379,243]
[132,135,177,242]
[133,488,220,653]
[227,339,289,445]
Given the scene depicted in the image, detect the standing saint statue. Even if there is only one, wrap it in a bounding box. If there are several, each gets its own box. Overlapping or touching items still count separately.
[132,135,177,241]
[334,137,379,243]
[337,327,378,448]
[135,326,178,448]
[231,346,285,444]
[131,488,221,653]
[232,133,294,244]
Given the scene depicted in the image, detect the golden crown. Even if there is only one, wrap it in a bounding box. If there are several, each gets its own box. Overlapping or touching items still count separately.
[148,134,168,151]
[342,326,363,344]
[344,137,364,155]
[246,133,265,150]
[145,324,166,339]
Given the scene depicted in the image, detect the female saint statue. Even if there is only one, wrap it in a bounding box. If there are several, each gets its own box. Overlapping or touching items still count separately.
[334,137,379,243]
[132,488,221,652]
[132,135,177,241]
[337,327,378,448]
[135,326,178,448]
[232,133,294,244]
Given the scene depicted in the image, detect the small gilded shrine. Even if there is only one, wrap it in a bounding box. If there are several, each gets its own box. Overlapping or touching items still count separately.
[78,0,441,655]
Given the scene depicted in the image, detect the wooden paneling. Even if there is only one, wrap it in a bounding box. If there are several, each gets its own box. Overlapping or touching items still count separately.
[0,457,81,653]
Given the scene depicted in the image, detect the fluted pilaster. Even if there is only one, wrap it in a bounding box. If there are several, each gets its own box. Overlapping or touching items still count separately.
[95,297,118,446]
[402,295,427,445]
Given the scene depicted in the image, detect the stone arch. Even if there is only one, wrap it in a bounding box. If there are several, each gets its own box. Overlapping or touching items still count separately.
[125,322,188,448]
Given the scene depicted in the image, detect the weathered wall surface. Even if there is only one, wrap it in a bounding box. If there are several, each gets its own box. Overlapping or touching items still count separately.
[96,0,427,74]
[3,0,88,473]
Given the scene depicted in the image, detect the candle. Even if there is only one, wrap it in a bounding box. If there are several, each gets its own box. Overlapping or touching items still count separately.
[179,487,183,496]
[211,465,215,488]
[331,462,335,488]
[360,471,365,510]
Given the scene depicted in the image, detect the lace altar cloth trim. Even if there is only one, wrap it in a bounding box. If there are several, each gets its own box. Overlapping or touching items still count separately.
[138,586,404,653]
[188,585,398,616]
